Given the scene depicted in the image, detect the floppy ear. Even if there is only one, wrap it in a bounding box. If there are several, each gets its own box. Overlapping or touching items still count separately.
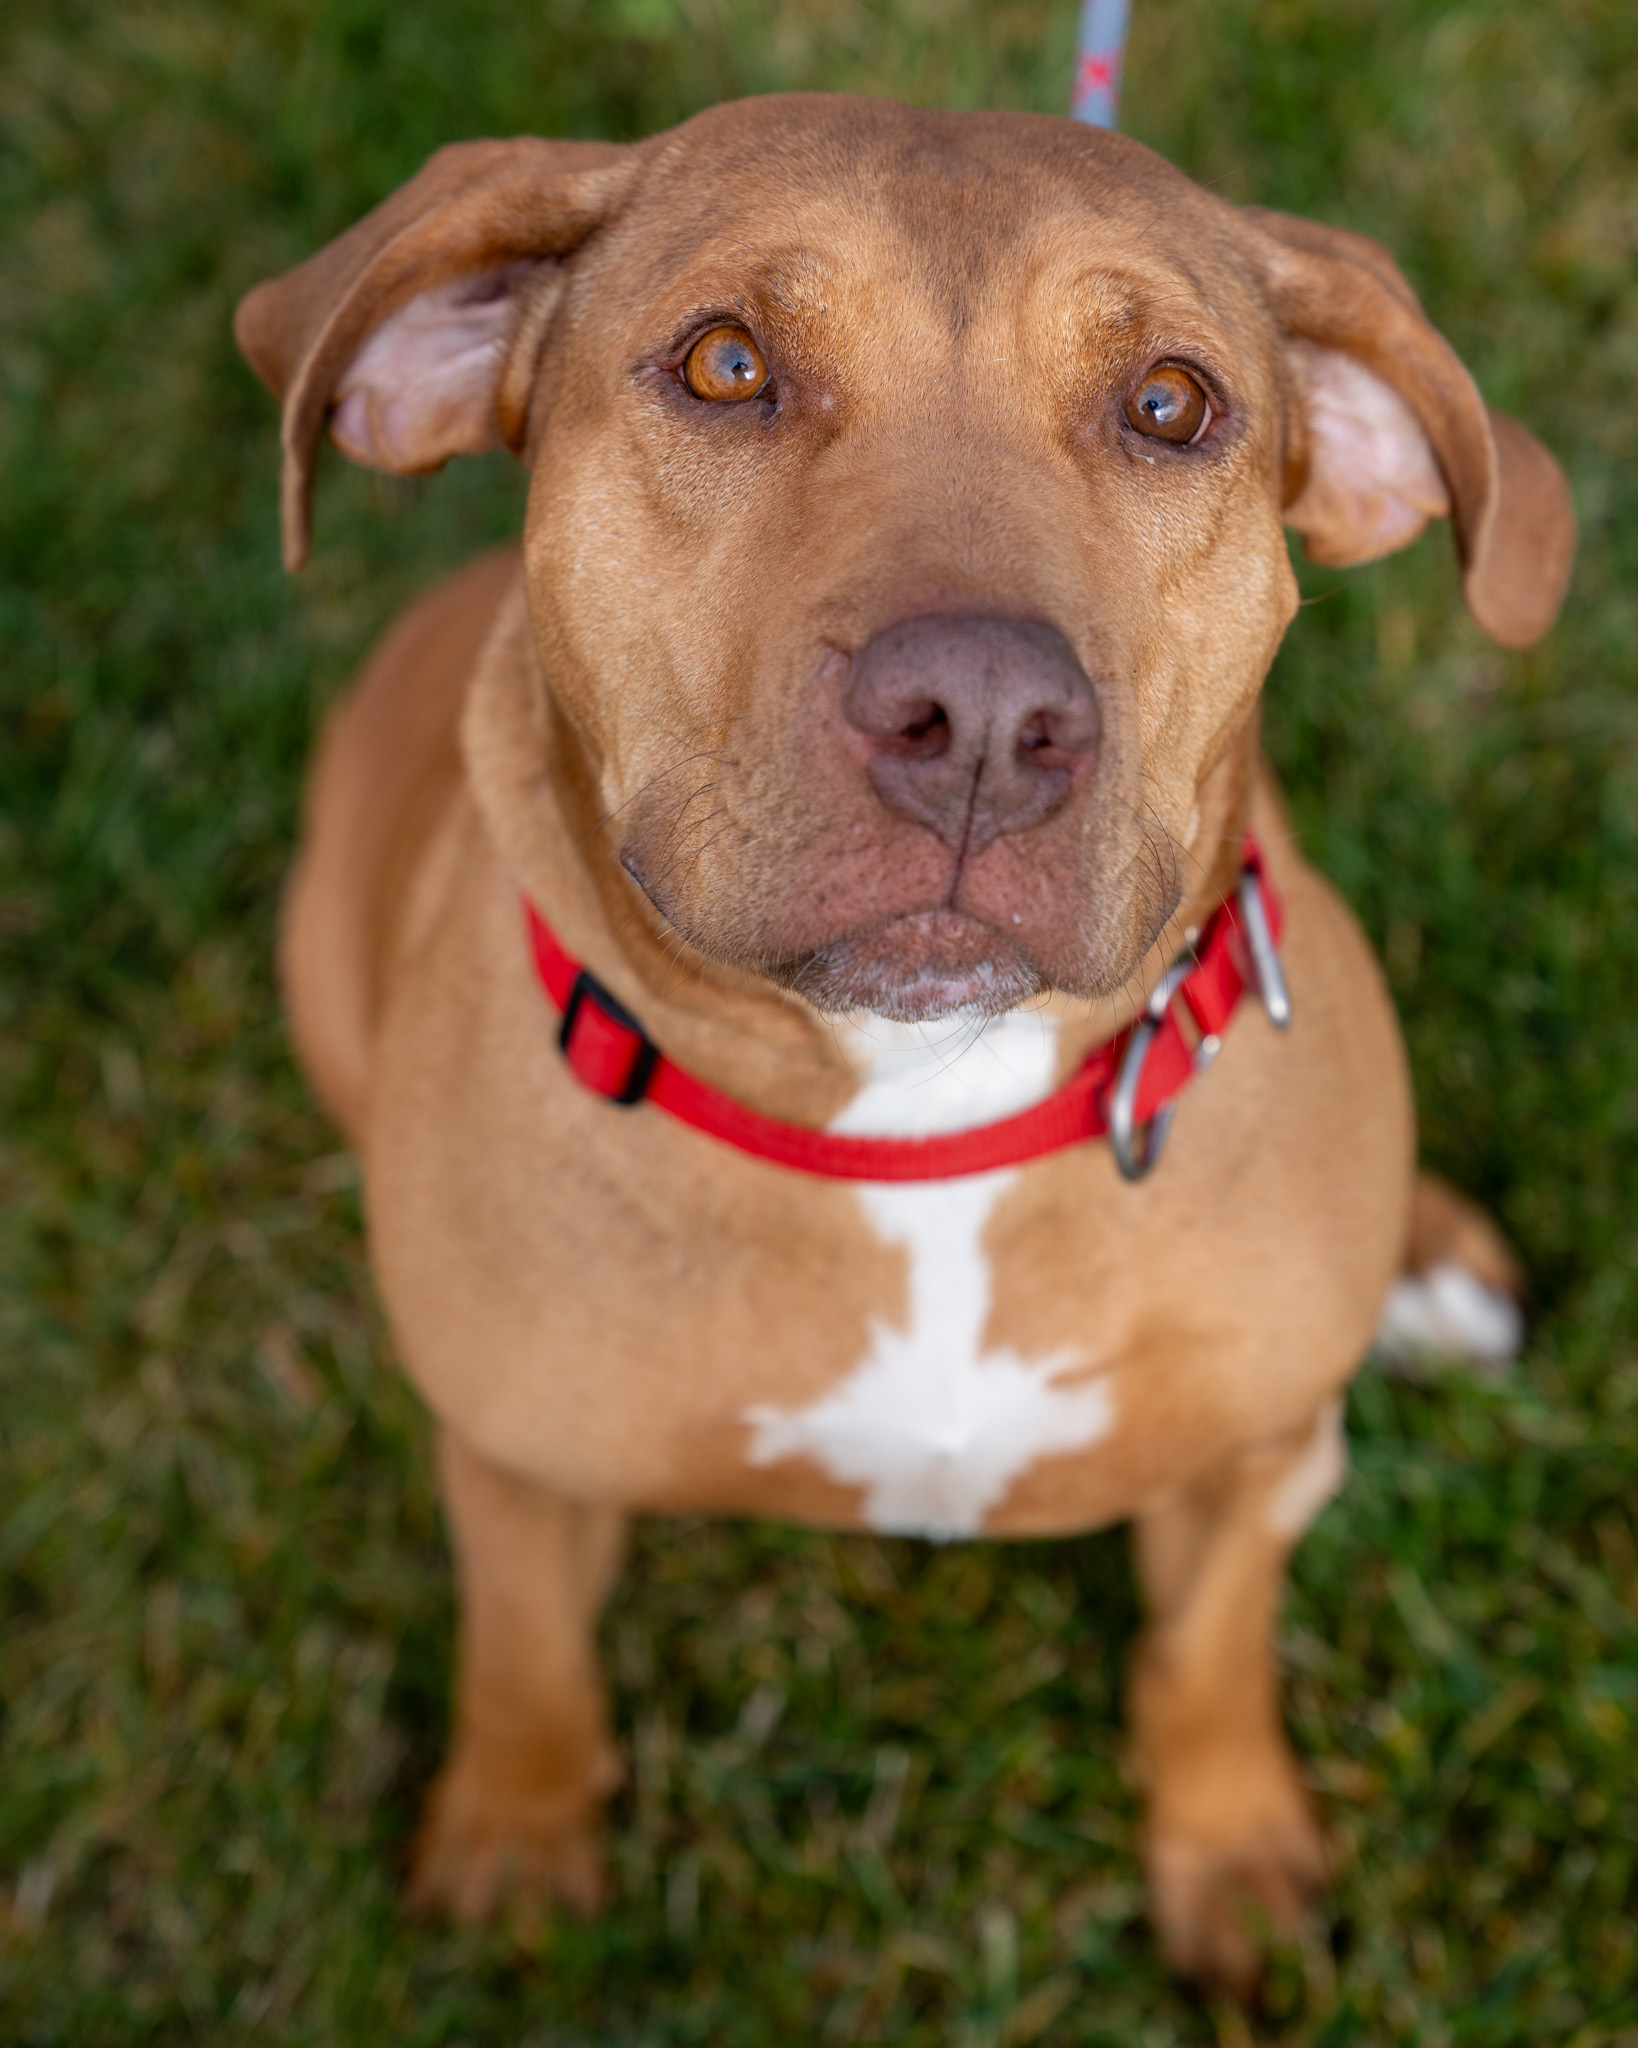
[235,137,636,570]
[1244,208,1575,648]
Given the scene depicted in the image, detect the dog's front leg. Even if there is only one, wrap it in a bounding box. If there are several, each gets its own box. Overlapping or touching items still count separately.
[409,1429,626,1925]
[1128,1401,1345,1993]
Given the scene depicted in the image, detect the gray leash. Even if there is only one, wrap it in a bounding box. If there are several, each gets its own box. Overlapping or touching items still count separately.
[1070,0,1131,126]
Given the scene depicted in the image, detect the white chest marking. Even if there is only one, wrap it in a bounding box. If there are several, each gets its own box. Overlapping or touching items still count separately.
[744,1012,1114,1540]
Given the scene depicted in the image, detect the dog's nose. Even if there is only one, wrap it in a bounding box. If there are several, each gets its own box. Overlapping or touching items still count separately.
[841,614,1101,852]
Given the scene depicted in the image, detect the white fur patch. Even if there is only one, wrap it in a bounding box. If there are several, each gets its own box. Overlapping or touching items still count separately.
[1267,1395,1347,1537]
[1375,1261,1524,1373]
[744,1012,1114,1539]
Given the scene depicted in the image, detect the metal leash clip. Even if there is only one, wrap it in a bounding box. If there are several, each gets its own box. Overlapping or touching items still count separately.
[1108,861,1293,1183]
[1237,863,1292,1030]
[1108,951,1200,1183]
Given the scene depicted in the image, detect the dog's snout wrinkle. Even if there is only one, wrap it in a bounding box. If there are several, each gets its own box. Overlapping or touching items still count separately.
[842,615,1100,855]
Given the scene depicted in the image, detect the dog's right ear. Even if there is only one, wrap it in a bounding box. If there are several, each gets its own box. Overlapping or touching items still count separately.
[235,138,637,570]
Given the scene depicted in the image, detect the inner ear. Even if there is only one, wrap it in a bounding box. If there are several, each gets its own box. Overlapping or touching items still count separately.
[1283,342,1452,568]
[329,259,545,474]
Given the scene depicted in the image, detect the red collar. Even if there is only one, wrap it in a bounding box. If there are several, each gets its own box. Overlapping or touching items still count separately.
[523,840,1287,1183]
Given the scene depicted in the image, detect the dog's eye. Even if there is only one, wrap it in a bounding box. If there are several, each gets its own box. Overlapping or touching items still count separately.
[682,325,770,403]
[1124,366,1211,444]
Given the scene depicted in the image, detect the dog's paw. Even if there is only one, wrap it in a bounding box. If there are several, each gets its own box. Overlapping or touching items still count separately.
[1145,1800,1328,1997]
[1375,1262,1523,1373]
[1376,1171,1526,1376]
[407,1756,611,1926]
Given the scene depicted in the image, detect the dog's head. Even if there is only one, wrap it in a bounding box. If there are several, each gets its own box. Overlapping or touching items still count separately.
[238,96,1573,1021]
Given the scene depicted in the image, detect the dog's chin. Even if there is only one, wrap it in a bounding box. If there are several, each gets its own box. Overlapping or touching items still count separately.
[768,910,1044,1022]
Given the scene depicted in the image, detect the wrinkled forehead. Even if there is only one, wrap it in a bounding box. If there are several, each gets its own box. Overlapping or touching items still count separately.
[597,98,1269,364]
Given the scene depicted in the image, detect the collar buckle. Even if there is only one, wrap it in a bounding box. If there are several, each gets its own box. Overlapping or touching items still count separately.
[559,969,660,1106]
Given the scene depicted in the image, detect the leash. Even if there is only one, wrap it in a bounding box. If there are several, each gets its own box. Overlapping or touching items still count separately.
[522,841,1288,1184]
[1071,0,1131,127]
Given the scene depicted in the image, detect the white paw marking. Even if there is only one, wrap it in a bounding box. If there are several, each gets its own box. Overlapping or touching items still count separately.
[1267,1395,1347,1537]
[1374,1262,1523,1372]
[744,1012,1115,1540]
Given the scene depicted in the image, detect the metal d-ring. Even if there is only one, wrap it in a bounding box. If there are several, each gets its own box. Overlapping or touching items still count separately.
[1111,862,1292,1182]
[1108,953,1194,1183]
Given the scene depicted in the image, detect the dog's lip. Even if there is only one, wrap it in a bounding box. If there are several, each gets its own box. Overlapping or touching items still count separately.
[766,907,1044,1020]
[621,850,1052,1018]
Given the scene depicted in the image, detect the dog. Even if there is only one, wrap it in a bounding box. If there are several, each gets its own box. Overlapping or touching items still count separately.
[235,94,1574,1990]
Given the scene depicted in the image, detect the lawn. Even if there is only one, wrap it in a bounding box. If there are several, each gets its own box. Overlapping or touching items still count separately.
[1,1,1635,2041]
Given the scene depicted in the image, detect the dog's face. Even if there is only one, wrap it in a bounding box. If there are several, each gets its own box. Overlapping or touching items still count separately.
[238,96,1572,1020]
[519,104,1298,1018]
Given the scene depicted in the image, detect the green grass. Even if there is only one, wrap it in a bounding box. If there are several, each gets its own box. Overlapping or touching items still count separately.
[2,1,1636,2041]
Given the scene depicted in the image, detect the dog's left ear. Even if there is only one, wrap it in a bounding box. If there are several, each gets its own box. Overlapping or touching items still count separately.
[236,137,638,570]
[1244,208,1575,647]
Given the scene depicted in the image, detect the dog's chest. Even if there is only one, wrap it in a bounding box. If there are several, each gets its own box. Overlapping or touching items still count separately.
[743,1012,1114,1539]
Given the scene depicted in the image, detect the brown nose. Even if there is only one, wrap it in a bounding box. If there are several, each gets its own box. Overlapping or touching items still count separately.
[841,614,1101,852]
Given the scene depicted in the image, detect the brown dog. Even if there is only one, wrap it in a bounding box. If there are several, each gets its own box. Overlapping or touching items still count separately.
[236,95,1574,1990]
